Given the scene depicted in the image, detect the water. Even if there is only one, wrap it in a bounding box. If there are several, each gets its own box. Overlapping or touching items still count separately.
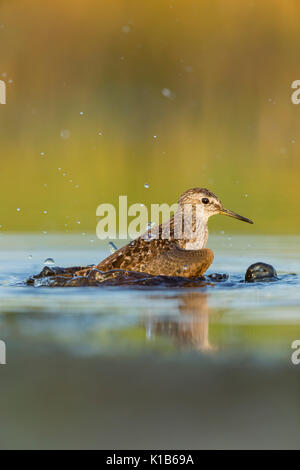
[0,234,299,449]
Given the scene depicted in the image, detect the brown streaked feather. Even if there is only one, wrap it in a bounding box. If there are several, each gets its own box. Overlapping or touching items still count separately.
[96,237,175,272]
[95,236,213,278]
[138,246,214,277]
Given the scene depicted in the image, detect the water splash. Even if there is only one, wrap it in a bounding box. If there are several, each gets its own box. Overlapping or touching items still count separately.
[109,241,118,253]
[44,258,55,266]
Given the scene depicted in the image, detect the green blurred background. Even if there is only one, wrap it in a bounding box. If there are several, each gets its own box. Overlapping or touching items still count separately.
[0,0,299,234]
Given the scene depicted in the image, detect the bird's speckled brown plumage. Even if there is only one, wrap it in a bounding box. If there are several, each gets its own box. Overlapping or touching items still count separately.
[96,236,214,278]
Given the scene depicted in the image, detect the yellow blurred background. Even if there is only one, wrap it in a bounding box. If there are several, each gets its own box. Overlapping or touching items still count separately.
[0,0,299,234]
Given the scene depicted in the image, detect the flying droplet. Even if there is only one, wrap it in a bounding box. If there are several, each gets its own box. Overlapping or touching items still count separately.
[144,183,149,189]
[161,88,175,99]
[79,111,84,115]
[75,184,79,189]
[44,257,55,266]
[43,210,48,214]
[244,194,248,198]
[41,152,45,156]
[153,135,158,139]
[28,254,33,260]
[77,221,81,224]
[121,25,131,33]
[60,129,70,140]
[109,241,118,253]
[98,132,103,136]
[17,208,21,212]
[145,232,154,242]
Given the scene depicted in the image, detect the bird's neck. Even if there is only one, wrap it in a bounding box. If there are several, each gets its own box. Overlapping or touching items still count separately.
[171,204,209,250]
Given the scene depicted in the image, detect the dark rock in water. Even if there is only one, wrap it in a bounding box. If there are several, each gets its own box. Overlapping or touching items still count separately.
[245,262,278,283]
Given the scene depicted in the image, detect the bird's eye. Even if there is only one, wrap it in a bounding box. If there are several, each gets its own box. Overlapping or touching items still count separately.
[202,198,209,204]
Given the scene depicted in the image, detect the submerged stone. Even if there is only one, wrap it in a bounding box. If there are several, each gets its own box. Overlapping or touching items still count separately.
[245,262,278,283]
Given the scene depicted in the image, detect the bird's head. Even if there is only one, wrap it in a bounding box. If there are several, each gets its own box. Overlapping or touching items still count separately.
[178,188,253,224]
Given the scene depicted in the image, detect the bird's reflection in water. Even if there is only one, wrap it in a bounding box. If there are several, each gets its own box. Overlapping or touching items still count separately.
[145,292,217,352]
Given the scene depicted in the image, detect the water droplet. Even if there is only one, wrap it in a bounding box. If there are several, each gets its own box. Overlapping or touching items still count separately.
[42,231,47,235]
[82,232,86,236]
[145,232,154,242]
[28,254,33,260]
[244,194,248,198]
[77,221,81,224]
[41,152,45,156]
[58,168,62,171]
[1,72,7,78]
[44,257,55,266]
[291,139,295,144]
[43,210,47,214]
[220,230,225,235]
[62,172,66,177]
[109,241,118,253]
[161,88,174,99]
[90,239,94,243]
[140,203,145,207]
[144,183,149,189]
[8,79,13,84]
[79,111,84,115]
[98,132,103,136]
[43,184,47,188]
[121,25,131,33]
[153,135,158,139]
[75,184,79,189]
[16,208,21,212]
[60,129,70,140]
[69,179,72,183]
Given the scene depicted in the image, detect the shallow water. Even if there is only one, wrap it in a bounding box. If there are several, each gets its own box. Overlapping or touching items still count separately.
[0,234,300,449]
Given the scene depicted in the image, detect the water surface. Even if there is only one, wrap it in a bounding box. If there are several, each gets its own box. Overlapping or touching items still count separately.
[0,234,299,449]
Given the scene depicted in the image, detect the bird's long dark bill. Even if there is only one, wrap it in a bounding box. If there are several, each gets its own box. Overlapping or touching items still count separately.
[220,208,254,224]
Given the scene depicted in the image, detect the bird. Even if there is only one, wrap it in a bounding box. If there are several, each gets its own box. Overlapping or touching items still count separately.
[77,188,253,279]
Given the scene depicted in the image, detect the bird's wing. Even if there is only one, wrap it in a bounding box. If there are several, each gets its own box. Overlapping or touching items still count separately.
[96,236,174,272]
[142,245,214,277]
[97,237,213,278]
